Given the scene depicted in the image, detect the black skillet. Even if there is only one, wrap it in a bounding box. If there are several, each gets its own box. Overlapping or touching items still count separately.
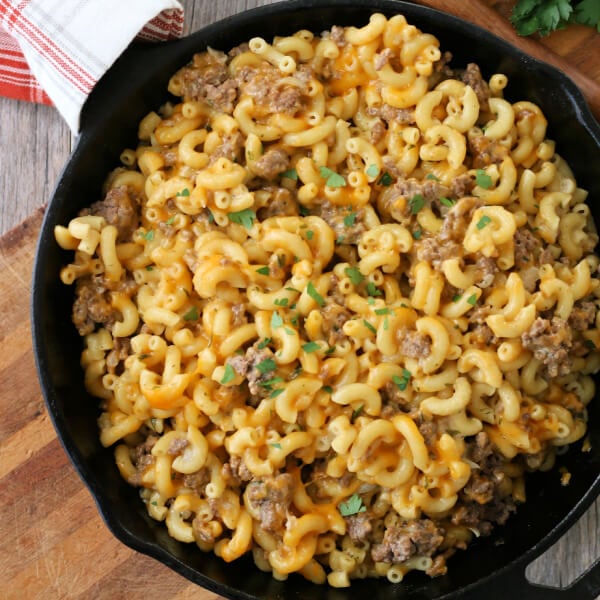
[31,1,600,598]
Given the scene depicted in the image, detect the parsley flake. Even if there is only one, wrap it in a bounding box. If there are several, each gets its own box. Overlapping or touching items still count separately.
[142,230,155,241]
[274,298,289,307]
[281,168,298,180]
[307,282,325,307]
[351,405,364,423]
[256,338,270,349]
[270,388,285,398]
[345,266,364,286]
[165,216,176,225]
[256,358,276,374]
[323,385,333,393]
[270,442,283,450]
[271,312,284,329]
[412,228,422,240]
[409,194,425,214]
[475,169,493,189]
[425,173,440,181]
[366,282,383,297]
[339,494,366,517]
[306,230,314,240]
[392,369,411,391]
[256,266,270,275]
[378,171,394,186]
[476,215,492,230]
[366,164,380,178]
[319,166,346,188]
[183,306,198,321]
[452,294,462,303]
[344,211,358,227]
[375,308,391,315]
[440,197,455,208]
[302,341,320,353]
[220,364,235,384]
[584,339,596,350]
[467,293,478,306]
[176,188,190,197]
[228,208,256,230]
[363,319,376,334]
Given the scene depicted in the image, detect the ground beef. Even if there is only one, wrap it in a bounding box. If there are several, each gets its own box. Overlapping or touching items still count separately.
[256,187,299,219]
[251,148,290,179]
[513,228,542,269]
[127,435,158,486]
[521,317,573,377]
[461,62,490,113]
[245,473,294,534]
[473,255,498,288]
[568,301,596,331]
[371,520,444,564]
[399,330,431,359]
[183,468,210,494]
[374,48,394,70]
[227,343,276,397]
[469,323,497,347]
[418,419,439,449]
[468,134,509,169]
[462,473,496,505]
[317,200,366,244]
[370,119,387,145]
[222,454,253,485]
[72,276,118,336]
[321,302,351,346]
[231,303,247,327]
[167,437,189,455]
[345,511,373,542]
[105,337,131,373]
[451,173,474,198]
[84,185,140,242]
[209,131,244,164]
[440,196,483,242]
[179,49,238,113]
[238,63,308,115]
[415,237,461,271]
[393,176,450,206]
[329,25,346,46]
[380,381,414,415]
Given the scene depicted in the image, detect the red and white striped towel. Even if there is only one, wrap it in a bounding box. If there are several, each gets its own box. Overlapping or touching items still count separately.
[0,0,184,131]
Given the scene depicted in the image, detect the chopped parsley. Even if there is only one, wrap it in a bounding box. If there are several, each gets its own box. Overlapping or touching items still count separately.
[378,171,394,186]
[207,209,215,224]
[366,282,383,297]
[165,216,176,225]
[285,286,300,293]
[256,266,270,275]
[345,266,364,285]
[270,442,282,450]
[271,312,284,329]
[584,339,596,350]
[183,306,198,321]
[452,294,462,303]
[392,369,412,391]
[281,168,298,180]
[351,405,364,423]
[228,208,256,230]
[307,282,325,307]
[439,197,455,208]
[257,338,272,349]
[256,358,277,374]
[323,385,333,393]
[363,319,377,334]
[270,388,285,398]
[319,166,346,188]
[343,211,358,227]
[325,346,336,355]
[476,215,492,230]
[466,293,478,306]
[260,377,284,389]
[366,164,380,178]
[305,230,314,240]
[383,316,389,331]
[374,307,391,315]
[409,194,425,215]
[176,188,190,197]
[338,494,366,517]
[425,173,440,181]
[412,228,422,240]
[142,230,155,241]
[475,169,493,189]
[274,298,289,307]
[220,363,235,384]
[145,265,154,271]
[302,341,320,353]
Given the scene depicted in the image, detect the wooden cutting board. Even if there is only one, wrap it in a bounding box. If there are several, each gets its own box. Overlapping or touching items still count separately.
[1,3,599,599]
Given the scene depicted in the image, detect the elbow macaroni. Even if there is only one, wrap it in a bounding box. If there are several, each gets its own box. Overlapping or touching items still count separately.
[55,14,599,589]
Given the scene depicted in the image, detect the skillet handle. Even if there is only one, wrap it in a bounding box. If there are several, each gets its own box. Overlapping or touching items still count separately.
[486,558,600,600]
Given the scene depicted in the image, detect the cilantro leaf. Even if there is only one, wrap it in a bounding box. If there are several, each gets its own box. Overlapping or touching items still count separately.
[220,363,235,384]
[228,208,256,230]
[307,282,325,307]
[475,169,493,189]
[183,306,198,321]
[476,215,492,230]
[345,266,364,285]
[409,194,425,214]
[270,388,285,398]
[366,164,380,178]
[412,228,422,240]
[338,494,366,517]
[302,341,320,353]
[319,166,346,188]
[574,0,600,31]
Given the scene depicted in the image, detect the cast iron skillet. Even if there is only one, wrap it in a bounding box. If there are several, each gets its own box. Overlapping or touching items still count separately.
[32,1,600,598]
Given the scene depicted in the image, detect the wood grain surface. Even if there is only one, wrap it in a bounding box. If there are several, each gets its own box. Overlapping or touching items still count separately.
[0,1,599,598]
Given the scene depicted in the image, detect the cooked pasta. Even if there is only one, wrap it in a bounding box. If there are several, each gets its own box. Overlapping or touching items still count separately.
[56,13,599,586]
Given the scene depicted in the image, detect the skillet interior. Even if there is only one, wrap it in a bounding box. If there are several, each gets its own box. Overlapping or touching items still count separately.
[32,1,600,598]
